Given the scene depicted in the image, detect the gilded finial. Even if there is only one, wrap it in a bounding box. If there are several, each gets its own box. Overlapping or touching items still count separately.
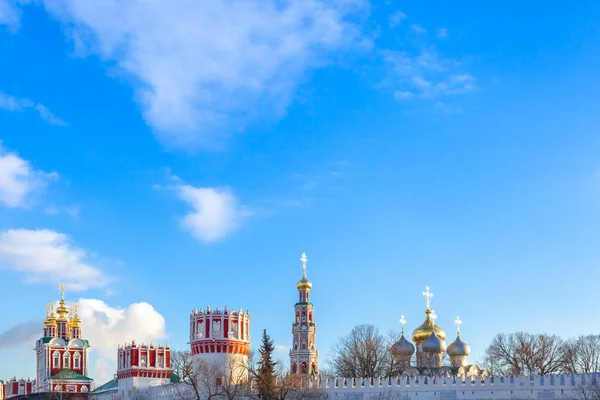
[399,315,407,335]
[422,286,433,310]
[57,282,67,300]
[454,316,462,335]
[300,252,308,279]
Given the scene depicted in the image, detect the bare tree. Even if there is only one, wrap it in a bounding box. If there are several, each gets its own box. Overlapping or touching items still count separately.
[329,324,399,378]
[570,378,600,400]
[483,332,570,376]
[248,354,324,400]
[566,335,600,374]
[170,350,250,400]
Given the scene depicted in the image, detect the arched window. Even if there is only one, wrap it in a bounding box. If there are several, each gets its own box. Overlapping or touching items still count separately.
[301,362,308,374]
[80,386,88,393]
[292,363,297,374]
[53,351,60,368]
[54,385,62,392]
[157,355,164,368]
[64,352,70,369]
[73,352,81,369]
[301,342,306,350]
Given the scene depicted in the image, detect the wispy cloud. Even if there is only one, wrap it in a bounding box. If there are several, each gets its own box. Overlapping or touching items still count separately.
[437,28,448,38]
[0,229,111,290]
[411,24,427,34]
[389,11,407,28]
[0,322,40,348]
[0,142,58,208]
[42,0,368,148]
[0,0,21,31]
[0,92,68,126]
[381,47,477,101]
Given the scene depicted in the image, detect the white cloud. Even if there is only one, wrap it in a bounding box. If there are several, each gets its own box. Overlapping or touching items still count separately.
[42,0,367,148]
[0,142,58,208]
[176,185,251,243]
[0,92,68,126]
[0,229,110,290]
[79,299,167,384]
[389,11,406,28]
[437,28,448,38]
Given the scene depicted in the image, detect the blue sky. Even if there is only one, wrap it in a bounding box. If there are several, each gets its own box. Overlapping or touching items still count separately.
[1,0,600,384]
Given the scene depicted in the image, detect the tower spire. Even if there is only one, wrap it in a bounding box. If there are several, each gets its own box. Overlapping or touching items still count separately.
[300,252,308,279]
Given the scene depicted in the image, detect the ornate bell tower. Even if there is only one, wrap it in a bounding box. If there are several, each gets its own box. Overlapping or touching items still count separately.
[289,253,319,377]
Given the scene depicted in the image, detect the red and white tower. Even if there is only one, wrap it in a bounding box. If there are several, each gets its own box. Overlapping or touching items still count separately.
[189,306,250,384]
[35,283,93,394]
[116,341,172,400]
[289,253,319,377]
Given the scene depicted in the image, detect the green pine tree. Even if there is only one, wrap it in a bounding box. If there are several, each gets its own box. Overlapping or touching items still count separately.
[257,329,277,400]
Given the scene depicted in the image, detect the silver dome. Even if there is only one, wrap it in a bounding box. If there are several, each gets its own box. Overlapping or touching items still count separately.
[392,335,415,356]
[447,335,471,357]
[422,330,446,353]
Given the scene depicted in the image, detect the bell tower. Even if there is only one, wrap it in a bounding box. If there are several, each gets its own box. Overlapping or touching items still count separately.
[289,253,319,377]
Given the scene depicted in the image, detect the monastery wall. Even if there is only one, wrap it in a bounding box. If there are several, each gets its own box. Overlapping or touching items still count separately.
[122,373,599,400]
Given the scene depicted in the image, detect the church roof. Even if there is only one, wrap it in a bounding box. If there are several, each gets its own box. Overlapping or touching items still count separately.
[49,369,93,381]
[90,378,118,394]
[170,372,181,383]
[40,337,89,346]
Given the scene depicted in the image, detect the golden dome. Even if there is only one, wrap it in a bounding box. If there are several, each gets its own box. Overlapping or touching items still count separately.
[296,277,312,290]
[44,314,57,327]
[56,299,69,320]
[411,310,446,345]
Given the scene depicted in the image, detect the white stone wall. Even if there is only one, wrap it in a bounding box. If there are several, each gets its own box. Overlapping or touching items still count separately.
[131,373,600,400]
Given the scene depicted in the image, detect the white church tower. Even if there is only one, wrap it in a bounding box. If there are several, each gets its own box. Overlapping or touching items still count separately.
[289,253,319,377]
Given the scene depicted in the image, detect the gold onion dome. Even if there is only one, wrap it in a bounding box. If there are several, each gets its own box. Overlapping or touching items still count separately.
[44,313,57,327]
[447,336,471,357]
[56,300,69,319]
[411,310,446,345]
[422,330,447,353]
[296,276,312,290]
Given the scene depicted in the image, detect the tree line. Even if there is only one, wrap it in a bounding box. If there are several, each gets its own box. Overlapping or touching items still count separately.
[323,324,600,378]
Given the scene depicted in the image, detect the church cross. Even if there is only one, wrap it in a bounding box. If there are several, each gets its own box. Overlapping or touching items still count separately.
[399,315,407,335]
[422,286,433,310]
[57,282,67,300]
[45,301,55,316]
[300,252,308,278]
[430,310,437,326]
[454,316,462,335]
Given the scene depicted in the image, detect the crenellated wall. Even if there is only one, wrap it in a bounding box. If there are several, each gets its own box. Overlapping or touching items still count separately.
[127,373,600,400]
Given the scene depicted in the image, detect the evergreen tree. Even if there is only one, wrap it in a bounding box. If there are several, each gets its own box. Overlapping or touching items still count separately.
[257,329,277,399]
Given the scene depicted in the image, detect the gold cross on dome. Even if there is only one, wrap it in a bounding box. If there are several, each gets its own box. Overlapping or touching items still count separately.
[57,282,67,300]
[430,310,437,326]
[422,286,433,310]
[454,316,462,335]
[300,252,308,278]
[399,315,407,334]
[45,301,55,316]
